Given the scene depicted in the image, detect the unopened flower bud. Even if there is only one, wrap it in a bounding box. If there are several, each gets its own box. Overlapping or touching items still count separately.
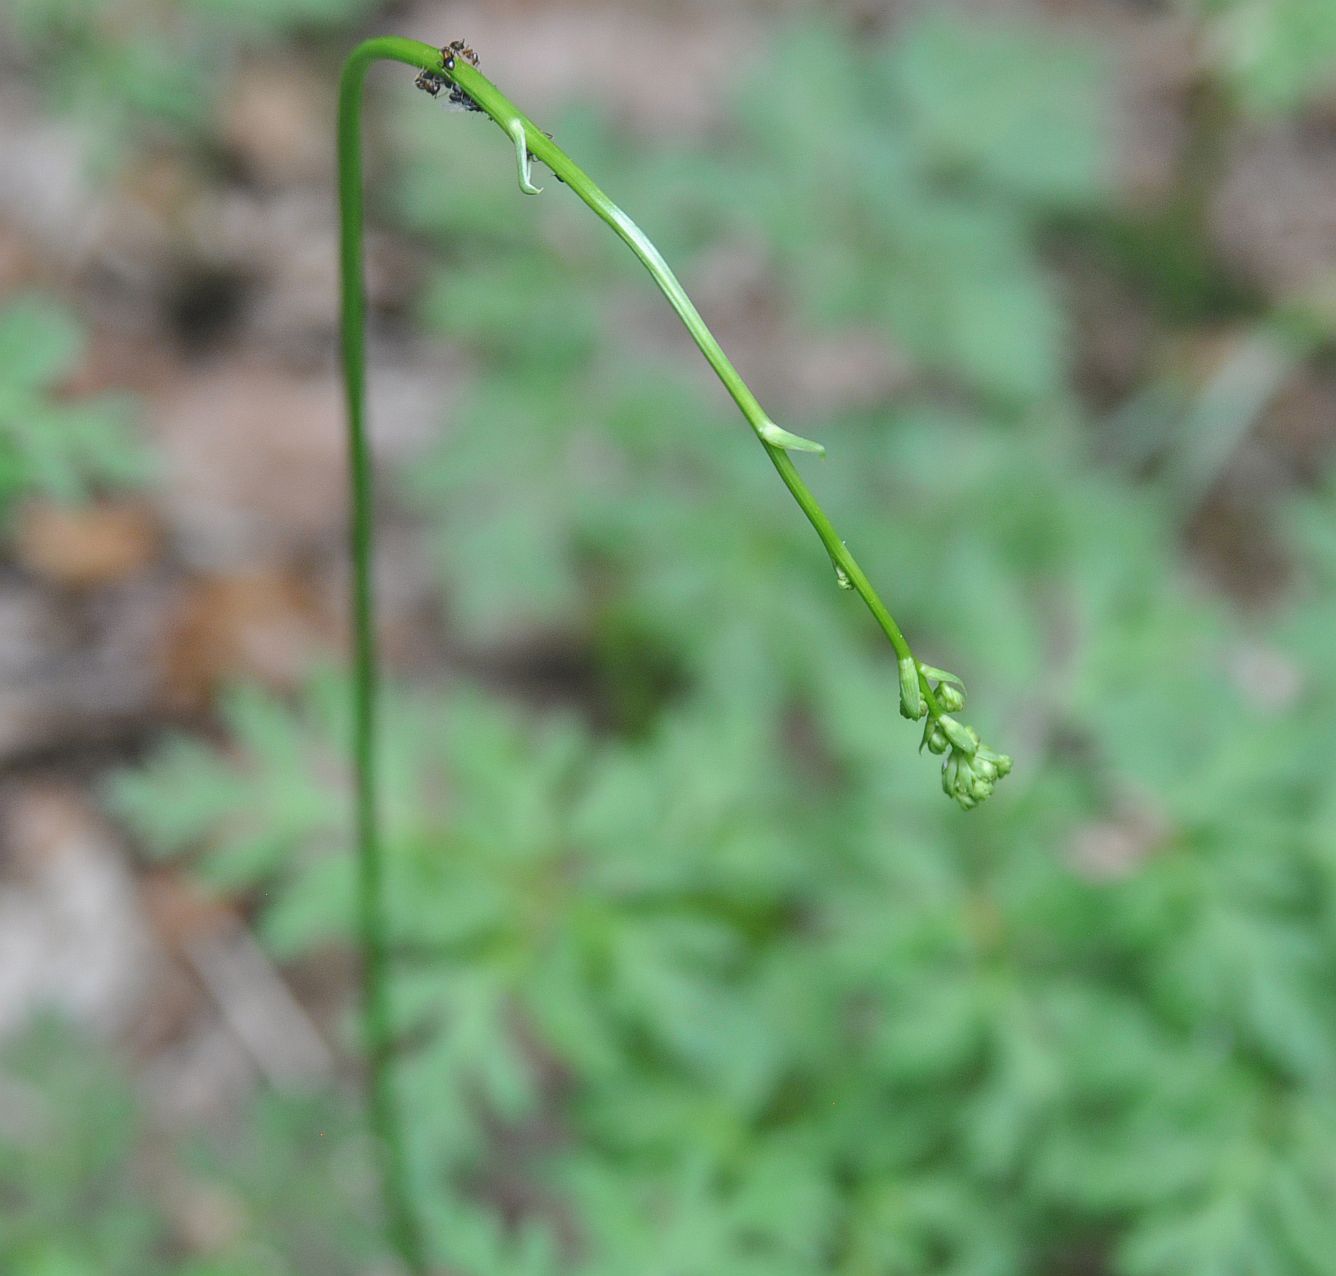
[935,681,965,712]
[977,745,1012,778]
[898,656,925,720]
[938,716,979,755]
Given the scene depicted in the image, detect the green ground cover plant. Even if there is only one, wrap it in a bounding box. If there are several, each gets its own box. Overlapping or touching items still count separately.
[0,295,146,522]
[108,482,1336,1275]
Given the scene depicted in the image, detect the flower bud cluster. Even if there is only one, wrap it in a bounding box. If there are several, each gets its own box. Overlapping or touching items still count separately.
[925,713,1011,809]
[909,666,1012,809]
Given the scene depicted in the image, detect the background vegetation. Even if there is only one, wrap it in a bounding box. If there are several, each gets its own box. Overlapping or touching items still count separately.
[2,1,1335,1273]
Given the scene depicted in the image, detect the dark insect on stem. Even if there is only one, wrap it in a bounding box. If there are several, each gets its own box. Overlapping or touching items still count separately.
[442,38,480,69]
[447,85,484,113]
[413,64,483,112]
[422,39,484,112]
[413,69,446,96]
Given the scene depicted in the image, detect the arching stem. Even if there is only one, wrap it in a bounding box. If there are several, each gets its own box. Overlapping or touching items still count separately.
[336,31,1007,1264]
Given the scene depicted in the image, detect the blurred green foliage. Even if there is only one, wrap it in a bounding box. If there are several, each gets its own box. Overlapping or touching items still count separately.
[2,0,380,165]
[0,1020,385,1275]
[1195,0,1336,113]
[0,295,147,521]
[4,4,1336,1275]
[0,1021,163,1274]
[6,0,206,153]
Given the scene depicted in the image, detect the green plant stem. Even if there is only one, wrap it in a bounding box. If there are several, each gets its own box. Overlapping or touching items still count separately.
[337,36,968,1263]
[337,37,433,1276]
[444,46,944,716]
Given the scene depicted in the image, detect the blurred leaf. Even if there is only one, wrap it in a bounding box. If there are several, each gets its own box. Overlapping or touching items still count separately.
[1201,0,1336,114]
[0,295,149,519]
[885,13,1107,206]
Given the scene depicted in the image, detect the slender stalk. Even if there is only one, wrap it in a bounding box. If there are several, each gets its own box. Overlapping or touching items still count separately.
[435,48,1011,805]
[337,38,436,1275]
[451,56,929,679]
[337,37,1009,1262]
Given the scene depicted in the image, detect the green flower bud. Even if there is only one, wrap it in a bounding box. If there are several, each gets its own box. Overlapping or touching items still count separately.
[898,656,926,720]
[977,745,1012,778]
[941,753,960,799]
[920,665,966,693]
[963,760,986,801]
[935,680,965,712]
[938,715,979,755]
